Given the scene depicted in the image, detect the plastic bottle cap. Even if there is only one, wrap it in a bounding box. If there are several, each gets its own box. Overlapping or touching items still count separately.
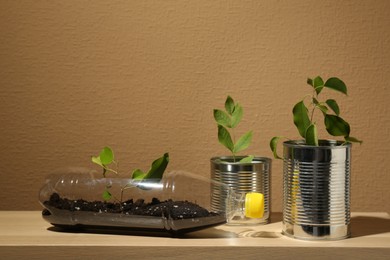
[245,192,264,219]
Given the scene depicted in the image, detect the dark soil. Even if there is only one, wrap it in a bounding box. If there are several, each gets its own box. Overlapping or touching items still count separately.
[44,193,216,220]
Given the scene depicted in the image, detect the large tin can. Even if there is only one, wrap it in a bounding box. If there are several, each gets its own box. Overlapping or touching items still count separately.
[283,140,351,240]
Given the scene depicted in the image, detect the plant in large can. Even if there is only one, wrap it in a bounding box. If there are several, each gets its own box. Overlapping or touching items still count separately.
[270,76,362,158]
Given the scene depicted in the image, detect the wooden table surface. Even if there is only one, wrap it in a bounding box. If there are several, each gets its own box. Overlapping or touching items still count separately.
[1,211,389,259]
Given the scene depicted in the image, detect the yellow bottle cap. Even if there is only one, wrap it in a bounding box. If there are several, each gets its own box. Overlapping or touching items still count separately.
[245,192,264,219]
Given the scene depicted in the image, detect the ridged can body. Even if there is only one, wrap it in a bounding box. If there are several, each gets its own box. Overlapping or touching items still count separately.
[210,156,271,225]
[283,140,351,240]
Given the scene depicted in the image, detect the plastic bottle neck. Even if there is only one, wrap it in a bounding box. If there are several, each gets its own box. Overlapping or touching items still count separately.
[226,191,264,221]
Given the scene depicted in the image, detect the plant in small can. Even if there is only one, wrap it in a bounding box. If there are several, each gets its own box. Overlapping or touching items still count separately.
[213,96,254,163]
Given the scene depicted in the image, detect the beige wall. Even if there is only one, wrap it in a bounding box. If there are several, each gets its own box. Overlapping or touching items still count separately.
[0,0,389,213]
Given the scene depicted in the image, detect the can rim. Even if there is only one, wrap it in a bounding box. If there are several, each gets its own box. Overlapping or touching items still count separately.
[210,156,271,165]
[283,139,352,149]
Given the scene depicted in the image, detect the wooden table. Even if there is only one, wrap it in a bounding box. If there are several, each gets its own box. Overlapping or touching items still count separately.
[1,211,389,259]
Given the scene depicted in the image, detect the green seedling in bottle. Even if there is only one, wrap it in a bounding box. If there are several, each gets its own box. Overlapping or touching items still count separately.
[270,76,362,159]
[214,96,254,163]
[92,147,169,203]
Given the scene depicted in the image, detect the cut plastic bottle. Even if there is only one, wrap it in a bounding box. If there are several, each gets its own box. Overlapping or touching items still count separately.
[39,168,264,235]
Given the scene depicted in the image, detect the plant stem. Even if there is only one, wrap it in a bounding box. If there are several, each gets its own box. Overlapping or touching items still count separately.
[109,193,121,204]
[310,91,317,123]
[232,128,236,162]
[120,189,124,205]
[310,104,316,122]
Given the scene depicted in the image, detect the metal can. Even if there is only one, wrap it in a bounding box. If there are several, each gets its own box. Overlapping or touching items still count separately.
[283,140,351,240]
[210,156,271,225]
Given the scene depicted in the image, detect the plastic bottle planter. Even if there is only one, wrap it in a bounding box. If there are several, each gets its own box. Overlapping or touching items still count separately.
[283,140,351,240]
[39,169,264,235]
[210,156,271,225]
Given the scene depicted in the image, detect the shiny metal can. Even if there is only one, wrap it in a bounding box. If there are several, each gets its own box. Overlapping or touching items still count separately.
[283,140,351,240]
[210,156,271,225]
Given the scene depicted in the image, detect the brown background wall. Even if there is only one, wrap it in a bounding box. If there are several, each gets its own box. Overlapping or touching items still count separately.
[0,0,389,213]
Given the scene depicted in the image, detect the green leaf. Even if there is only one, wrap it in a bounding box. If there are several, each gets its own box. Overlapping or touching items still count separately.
[214,109,231,128]
[231,103,243,128]
[99,147,114,165]
[305,124,318,146]
[293,101,311,138]
[313,97,328,113]
[225,96,235,115]
[324,115,350,137]
[325,99,340,116]
[317,104,328,114]
[239,155,254,163]
[102,189,112,201]
[345,136,363,144]
[307,78,313,87]
[233,131,253,153]
[131,169,146,180]
[324,77,347,95]
[313,76,324,94]
[91,156,103,167]
[270,136,282,159]
[218,125,234,152]
[143,153,170,181]
[92,147,114,177]
[131,154,170,182]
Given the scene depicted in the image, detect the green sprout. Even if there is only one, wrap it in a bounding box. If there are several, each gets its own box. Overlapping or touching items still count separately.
[92,147,169,203]
[270,76,362,159]
[213,96,254,163]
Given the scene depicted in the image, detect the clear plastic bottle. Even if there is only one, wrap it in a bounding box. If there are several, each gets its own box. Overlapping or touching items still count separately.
[39,168,264,234]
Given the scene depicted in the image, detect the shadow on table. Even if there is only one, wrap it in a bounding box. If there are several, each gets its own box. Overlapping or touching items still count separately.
[47,225,237,239]
[350,215,390,238]
[233,213,283,238]
[186,216,285,239]
[186,227,283,239]
[48,226,172,238]
[186,213,284,239]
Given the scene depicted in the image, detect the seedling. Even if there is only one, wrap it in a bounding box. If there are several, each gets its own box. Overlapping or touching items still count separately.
[213,96,254,163]
[270,76,362,159]
[92,147,169,203]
